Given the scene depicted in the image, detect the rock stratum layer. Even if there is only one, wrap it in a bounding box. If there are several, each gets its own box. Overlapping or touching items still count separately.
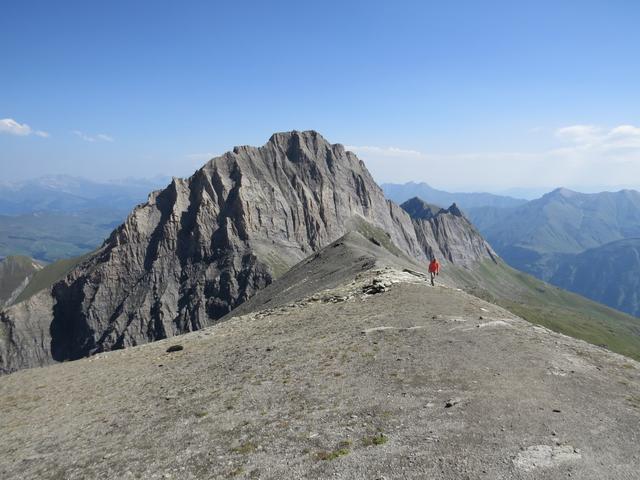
[0,131,495,374]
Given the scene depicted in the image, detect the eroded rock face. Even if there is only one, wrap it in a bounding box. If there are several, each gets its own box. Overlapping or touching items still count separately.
[0,131,494,373]
[401,197,496,267]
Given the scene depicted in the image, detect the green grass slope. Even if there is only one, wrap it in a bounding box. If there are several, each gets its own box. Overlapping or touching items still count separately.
[13,255,87,305]
[452,259,640,361]
[0,256,44,306]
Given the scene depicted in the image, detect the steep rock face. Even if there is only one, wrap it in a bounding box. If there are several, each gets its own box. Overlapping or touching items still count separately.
[399,197,444,221]
[0,132,498,374]
[1,131,431,373]
[0,293,54,371]
[401,197,496,267]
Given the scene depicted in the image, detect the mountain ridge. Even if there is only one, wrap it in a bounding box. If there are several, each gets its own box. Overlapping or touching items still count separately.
[550,238,640,317]
[0,131,494,374]
[382,181,527,209]
[465,188,640,316]
[1,227,638,479]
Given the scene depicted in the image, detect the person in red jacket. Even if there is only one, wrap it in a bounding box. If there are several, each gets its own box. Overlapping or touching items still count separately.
[428,257,440,286]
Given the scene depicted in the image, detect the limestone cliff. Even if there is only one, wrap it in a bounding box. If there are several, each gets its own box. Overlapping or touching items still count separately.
[0,131,494,373]
[401,197,497,268]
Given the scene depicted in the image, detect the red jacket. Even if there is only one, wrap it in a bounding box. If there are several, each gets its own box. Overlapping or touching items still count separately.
[428,260,440,274]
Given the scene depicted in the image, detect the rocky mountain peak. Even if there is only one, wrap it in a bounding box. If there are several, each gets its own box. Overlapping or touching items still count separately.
[446,202,464,217]
[0,131,496,374]
[401,196,496,267]
[400,197,444,220]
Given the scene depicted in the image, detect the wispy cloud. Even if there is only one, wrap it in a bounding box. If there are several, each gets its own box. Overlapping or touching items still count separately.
[0,118,50,138]
[345,145,423,158]
[555,124,603,143]
[555,124,640,150]
[350,124,640,190]
[72,130,114,142]
[186,152,218,161]
[96,133,114,142]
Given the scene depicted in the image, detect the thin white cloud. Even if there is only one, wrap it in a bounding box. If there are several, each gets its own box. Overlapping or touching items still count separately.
[345,145,423,158]
[1,118,31,136]
[353,124,640,190]
[72,130,94,142]
[73,130,114,142]
[555,124,640,150]
[555,125,603,143]
[186,152,217,161]
[96,133,114,142]
[0,118,50,137]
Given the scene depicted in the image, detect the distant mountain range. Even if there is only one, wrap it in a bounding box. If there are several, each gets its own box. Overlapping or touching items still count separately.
[0,175,170,262]
[0,175,170,215]
[468,188,640,255]
[467,188,640,317]
[381,182,527,210]
[383,182,640,317]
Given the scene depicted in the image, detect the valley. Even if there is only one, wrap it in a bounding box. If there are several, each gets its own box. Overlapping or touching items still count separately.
[385,183,640,318]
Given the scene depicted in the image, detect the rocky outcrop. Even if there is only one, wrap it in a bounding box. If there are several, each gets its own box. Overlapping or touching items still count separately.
[0,131,495,374]
[401,197,497,267]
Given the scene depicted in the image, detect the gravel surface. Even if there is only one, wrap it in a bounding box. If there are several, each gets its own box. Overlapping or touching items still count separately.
[1,265,639,479]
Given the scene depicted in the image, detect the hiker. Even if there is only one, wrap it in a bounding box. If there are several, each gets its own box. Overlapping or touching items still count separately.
[428,257,440,286]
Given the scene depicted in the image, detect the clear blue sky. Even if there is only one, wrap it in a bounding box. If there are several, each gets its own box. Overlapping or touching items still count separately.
[2,0,640,191]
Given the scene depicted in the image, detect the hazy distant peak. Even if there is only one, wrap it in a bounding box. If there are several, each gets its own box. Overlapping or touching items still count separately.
[548,187,579,198]
[382,182,527,209]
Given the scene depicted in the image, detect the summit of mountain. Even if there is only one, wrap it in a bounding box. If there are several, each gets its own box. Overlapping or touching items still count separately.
[0,131,495,374]
[382,181,527,209]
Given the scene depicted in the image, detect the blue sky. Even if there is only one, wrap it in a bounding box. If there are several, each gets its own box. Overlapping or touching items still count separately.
[2,0,640,191]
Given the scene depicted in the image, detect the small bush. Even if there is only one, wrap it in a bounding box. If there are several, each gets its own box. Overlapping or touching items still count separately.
[314,448,350,461]
[362,433,388,446]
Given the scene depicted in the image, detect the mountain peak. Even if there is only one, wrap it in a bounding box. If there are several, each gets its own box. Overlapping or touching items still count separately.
[0,131,498,374]
[446,202,464,217]
[549,187,579,198]
[400,197,466,220]
[400,197,444,220]
[265,130,334,155]
[268,129,325,144]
